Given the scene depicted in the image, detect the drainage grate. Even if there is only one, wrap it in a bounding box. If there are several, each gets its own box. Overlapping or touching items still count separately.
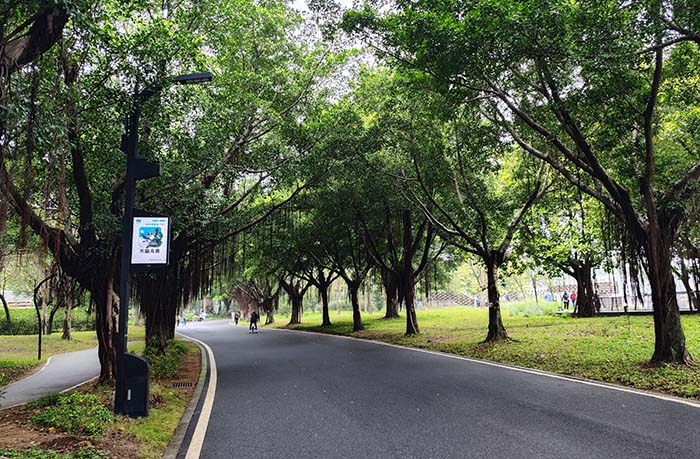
[171,381,194,389]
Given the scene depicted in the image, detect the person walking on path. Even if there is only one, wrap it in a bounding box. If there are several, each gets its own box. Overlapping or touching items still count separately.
[562,292,569,311]
[234,311,240,325]
[249,310,259,334]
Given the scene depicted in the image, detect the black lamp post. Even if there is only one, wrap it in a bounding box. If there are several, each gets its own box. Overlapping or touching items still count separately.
[115,72,212,417]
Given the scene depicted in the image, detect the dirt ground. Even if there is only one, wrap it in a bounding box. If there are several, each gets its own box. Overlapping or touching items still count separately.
[0,343,201,458]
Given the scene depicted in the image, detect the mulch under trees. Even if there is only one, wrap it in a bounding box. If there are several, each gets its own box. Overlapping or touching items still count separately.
[0,342,201,458]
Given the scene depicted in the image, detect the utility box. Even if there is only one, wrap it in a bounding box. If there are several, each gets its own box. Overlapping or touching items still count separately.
[123,353,150,418]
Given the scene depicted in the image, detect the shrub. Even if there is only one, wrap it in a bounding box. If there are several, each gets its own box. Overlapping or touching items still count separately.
[144,339,188,380]
[0,308,96,335]
[0,447,108,459]
[28,391,113,436]
[27,392,61,409]
[504,300,559,317]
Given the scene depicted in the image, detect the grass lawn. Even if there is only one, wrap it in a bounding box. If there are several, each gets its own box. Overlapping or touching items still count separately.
[273,304,700,399]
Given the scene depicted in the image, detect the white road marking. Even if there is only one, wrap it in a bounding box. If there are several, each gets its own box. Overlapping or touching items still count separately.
[270,327,700,409]
[181,333,217,459]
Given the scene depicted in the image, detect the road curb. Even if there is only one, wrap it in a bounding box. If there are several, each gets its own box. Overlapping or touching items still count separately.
[163,334,209,459]
[269,326,700,410]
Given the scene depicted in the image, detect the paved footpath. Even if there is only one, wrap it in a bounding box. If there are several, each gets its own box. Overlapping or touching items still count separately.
[178,320,700,459]
[1,347,100,409]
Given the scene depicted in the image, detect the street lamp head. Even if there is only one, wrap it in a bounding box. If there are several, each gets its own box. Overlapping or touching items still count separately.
[173,72,213,85]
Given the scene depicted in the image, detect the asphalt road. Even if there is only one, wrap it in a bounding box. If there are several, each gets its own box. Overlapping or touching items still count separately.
[178,320,700,459]
[1,347,99,408]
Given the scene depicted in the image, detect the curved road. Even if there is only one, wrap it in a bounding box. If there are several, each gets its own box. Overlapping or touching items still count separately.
[178,320,700,459]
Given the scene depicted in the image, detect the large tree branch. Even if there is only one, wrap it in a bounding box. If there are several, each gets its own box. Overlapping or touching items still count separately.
[642,49,663,232]
[492,110,626,220]
[664,161,700,202]
[664,18,700,45]
[407,150,485,251]
[0,160,76,262]
[496,161,547,257]
[360,215,392,273]
[413,223,437,277]
[209,175,321,244]
[61,44,97,247]
[0,7,68,82]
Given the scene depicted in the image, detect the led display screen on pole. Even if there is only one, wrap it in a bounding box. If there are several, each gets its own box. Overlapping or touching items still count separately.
[131,217,170,265]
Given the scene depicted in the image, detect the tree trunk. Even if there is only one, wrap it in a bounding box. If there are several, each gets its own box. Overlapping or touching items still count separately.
[678,255,697,311]
[133,305,142,326]
[1,293,13,335]
[399,262,420,335]
[403,269,419,335]
[320,285,332,326]
[349,284,364,331]
[47,302,61,335]
[381,268,400,319]
[95,258,117,382]
[645,225,691,364]
[141,268,176,354]
[422,275,430,310]
[530,272,539,304]
[485,260,508,342]
[288,293,302,325]
[62,292,72,340]
[40,297,49,335]
[265,308,275,325]
[365,283,373,314]
[691,257,700,311]
[572,259,595,318]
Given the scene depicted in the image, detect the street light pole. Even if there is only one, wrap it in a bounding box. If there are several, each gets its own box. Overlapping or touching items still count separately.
[114,73,212,417]
[114,91,141,416]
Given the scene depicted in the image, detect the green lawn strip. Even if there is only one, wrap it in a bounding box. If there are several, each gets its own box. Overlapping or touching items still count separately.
[10,339,197,459]
[274,306,700,399]
[0,331,99,386]
[123,383,190,459]
[128,325,146,342]
[122,340,196,459]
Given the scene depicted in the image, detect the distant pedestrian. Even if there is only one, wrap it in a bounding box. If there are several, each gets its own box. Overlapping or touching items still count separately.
[234,311,240,325]
[562,292,569,310]
[593,292,601,313]
[249,310,259,333]
[570,292,577,308]
[475,297,481,307]
[181,314,187,327]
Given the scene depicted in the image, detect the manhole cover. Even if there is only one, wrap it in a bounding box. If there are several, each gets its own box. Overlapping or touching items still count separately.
[171,381,193,388]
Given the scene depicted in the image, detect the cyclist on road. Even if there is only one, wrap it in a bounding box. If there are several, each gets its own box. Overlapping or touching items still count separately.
[249,310,260,334]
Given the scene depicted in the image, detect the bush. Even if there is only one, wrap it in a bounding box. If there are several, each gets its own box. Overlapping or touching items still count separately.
[0,308,95,335]
[28,391,113,436]
[504,300,559,317]
[0,447,108,459]
[144,339,188,380]
[27,392,62,409]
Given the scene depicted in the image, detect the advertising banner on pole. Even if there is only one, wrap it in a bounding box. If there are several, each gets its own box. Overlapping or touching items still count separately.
[131,216,170,265]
